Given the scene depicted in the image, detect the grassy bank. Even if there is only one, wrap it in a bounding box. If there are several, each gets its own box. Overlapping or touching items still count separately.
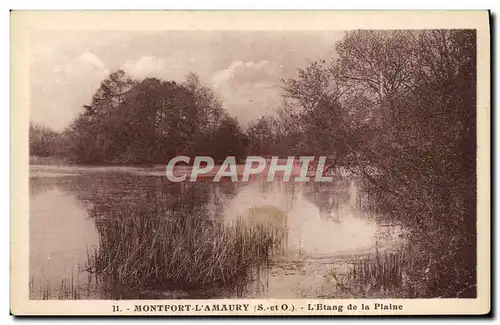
[30,155,69,165]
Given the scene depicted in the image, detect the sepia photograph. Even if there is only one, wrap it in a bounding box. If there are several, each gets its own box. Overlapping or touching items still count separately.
[10,10,490,315]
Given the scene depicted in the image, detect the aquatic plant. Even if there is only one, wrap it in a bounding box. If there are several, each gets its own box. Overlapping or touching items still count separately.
[85,206,283,293]
[348,250,405,294]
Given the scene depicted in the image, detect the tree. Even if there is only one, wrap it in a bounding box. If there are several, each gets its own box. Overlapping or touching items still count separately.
[281,30,477,297]
[65,70,247,165]
[211,116,248,164]
[66,70,138,163]
[181,72,225,157]
[247,116,283,156]
[29,123,67,157]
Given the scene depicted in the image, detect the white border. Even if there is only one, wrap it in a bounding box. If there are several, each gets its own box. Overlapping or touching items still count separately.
[4,3,496,324]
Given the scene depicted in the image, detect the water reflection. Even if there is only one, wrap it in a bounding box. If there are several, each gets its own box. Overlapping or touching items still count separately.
[29,166,400,299]
[29,185,100,299]
[223,180,379,257]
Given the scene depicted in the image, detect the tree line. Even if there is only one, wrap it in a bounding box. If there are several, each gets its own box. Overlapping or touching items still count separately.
[30,71,249,164]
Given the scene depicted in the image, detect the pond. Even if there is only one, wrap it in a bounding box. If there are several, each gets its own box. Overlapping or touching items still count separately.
[29,164,403,299]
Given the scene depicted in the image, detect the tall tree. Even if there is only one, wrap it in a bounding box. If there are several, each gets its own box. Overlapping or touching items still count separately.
[66,70,248,165]
[281,30,477,297]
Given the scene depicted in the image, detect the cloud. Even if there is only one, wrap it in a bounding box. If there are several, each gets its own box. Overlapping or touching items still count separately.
[123,56,164,79]
[212,60,276,88]
[211,60,283,124]
[64,51,109,78]
[79,52,106,68]
[122,56,188,82]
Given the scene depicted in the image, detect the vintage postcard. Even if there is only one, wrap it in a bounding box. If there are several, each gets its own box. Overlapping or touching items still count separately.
[10,10,490,316]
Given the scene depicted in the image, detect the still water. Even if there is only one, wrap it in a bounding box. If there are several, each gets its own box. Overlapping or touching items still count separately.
[29,165,401,299]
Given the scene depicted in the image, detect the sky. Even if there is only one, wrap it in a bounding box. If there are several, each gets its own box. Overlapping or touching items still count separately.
[30,30,345,131]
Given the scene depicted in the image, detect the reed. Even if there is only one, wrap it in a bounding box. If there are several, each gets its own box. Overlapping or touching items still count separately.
[30,273,82,300]
[57,274,81,299]
[332,249,407,298]
[28,277,52,300]
[85,206,283,292]
[41,280,50,300]
[349,250,405,292]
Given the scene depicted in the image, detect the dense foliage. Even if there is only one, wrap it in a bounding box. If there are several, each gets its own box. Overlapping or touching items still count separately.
[280,30,477,297]
[30,71,248,164]
[29,124,67,157]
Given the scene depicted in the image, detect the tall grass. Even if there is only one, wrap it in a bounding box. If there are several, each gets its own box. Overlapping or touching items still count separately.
[85,206,283,293]
[30,273,82,300]
[348,250,405,293]
[332,249,408,298]
[334,246,444,298]
[57,274,81,299]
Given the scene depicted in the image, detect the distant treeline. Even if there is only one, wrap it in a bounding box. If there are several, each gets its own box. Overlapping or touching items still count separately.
[31,72,249,164]
[30,30,477,298]
[29,124,67,158]
[29,71,309,164]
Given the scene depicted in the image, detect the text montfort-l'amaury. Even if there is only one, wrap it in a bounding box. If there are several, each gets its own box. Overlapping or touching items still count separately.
[130,302,404,313]
[133,304,251,312]
[165,156,335,182]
